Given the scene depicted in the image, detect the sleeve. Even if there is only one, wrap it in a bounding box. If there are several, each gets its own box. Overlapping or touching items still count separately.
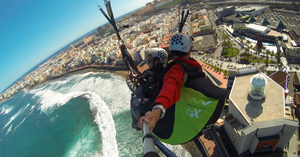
[154,64,185,109]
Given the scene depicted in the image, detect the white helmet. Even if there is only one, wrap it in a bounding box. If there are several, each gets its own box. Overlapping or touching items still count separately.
[169,33,193,53]
[146,48,168,64]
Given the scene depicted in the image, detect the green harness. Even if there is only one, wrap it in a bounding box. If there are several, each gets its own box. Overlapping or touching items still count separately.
[153,60,227,145]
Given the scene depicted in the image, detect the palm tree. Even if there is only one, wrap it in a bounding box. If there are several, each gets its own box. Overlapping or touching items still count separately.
[262,46,266,54]
[229,42,233,56]
[235,56,238,68]
[266,49,270,67]
[246,40,251,60]
[224,70,228,78]
[245,47,250,63]
[277,49,281,63]
[246,40,250,46]
[239,36,245,45]
[255,45,260,58]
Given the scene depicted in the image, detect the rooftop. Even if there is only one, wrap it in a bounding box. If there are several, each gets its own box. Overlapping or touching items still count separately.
[269,71,288,89]
[235,4,267,12]
[235,12,242,18]
[255,10,300,34]
[235,4,268,12]
[261,17,270,26]
[230,73,285,124]
[276,20,286,30]
[248,16,257,23]
[199,130,222,157]
[247,24,269,32]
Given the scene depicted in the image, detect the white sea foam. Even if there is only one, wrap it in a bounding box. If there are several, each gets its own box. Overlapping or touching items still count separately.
[20,89,29,97]
[34,90,73,113]
[47,80,70,86]
[26,72,189,156]
[33,90,119,157]
[28,72,131,156]
[3,103,30,129]
[12,104,35,132]
[5,125,12,136]
[87,92,119,157]
[36,71,131,115]
[65,125,101,157]
[66,138,100,157]
[13,116,27,132]
[50,115,58,123]
[0,104,14,115]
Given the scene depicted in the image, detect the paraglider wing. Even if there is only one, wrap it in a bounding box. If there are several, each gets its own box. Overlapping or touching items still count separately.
[98,0,141,76]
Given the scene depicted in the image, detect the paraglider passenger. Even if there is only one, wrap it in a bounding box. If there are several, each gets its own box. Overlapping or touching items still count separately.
[128,48,168,130]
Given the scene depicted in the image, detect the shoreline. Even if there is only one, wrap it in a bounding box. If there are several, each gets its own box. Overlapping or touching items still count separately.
[0,67,129,103]
[31,67,129,89]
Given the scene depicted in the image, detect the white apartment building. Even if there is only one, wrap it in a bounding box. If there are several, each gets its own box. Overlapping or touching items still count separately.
[235,5,269,17]
[225,72,298,155]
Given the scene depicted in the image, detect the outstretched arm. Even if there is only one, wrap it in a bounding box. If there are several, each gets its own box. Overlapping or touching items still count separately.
[138,106,162,131]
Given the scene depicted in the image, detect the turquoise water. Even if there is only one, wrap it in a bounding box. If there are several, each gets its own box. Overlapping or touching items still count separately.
[0,72,189,157]
[242,35,274,46]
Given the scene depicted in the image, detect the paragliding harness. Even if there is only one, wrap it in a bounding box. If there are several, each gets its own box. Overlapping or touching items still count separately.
[150,60,227,145]
[135,59,203,115]
[135,68,164,115]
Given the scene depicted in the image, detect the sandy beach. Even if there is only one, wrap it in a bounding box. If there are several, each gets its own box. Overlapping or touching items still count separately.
[0,68,129,103]
[32,68,129,89]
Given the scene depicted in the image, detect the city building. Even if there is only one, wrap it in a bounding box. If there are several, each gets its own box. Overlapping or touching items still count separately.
[224,70,298,155]
[246,24,271,34]
[292,72,300,117]
[159,33,174,54]
[192,12,213,36]
[290,27,300,46]
[217,6,235,19]
[235,5,269,17]
[269,71,289,98]
[83,35,95,45]
[73,40,85,49]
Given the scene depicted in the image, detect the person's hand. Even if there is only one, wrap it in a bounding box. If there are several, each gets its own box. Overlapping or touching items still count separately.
[137,108,161,131]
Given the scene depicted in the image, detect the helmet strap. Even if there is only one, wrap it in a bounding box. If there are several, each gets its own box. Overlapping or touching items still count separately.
[151,58,161,70]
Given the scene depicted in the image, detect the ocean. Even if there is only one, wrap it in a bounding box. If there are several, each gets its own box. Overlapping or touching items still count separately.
[0,72,190,157]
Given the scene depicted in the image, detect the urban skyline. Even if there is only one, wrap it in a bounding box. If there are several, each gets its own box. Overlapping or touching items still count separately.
[0,0,152,93]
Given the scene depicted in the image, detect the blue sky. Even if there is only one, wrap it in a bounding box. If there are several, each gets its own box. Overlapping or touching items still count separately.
[0,0,152,93]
